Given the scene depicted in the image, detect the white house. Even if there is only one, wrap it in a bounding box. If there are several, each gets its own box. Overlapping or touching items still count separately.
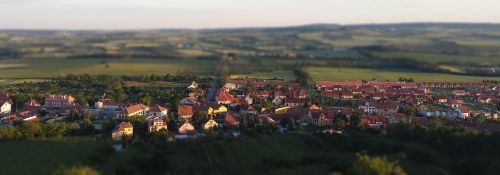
[0,101,12,116]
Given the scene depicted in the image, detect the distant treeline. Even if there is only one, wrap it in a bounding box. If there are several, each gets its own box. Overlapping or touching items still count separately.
[4,74,210,109]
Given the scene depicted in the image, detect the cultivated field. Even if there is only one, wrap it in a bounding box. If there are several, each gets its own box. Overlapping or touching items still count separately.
[305,67,500,82]
[0,58,217,79]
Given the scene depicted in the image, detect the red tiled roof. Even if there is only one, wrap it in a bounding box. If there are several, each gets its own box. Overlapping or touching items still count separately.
[225,115,240,125]
[309,104,320,110]
[316,80,363,88]
[361,115,388,125]
[124,104,149,114]
[178,105,193,116]
[116,122,133,131]
[458,106,471,113]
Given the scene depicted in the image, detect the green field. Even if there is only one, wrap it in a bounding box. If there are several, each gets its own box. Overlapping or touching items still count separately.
[0,138,106,175]
[373,51,500,66]
[230,70,297,81]
[305,67,500,82]
[0,58,217,79]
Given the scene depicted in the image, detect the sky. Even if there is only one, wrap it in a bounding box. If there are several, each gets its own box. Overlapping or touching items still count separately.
[0,0,499,29]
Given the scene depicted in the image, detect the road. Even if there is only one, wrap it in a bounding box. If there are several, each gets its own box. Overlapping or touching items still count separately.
[207,65,221,102]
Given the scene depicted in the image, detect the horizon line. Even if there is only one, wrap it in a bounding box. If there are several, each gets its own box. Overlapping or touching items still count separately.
[1,21,500,31]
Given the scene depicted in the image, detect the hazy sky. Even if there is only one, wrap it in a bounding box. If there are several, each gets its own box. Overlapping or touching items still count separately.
[0,0,499,29]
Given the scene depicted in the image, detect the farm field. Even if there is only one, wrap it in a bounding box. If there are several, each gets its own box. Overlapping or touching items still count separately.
[0,58,217,79]
[230,70,297,81]
[372,51,500,65]
[305,67,500,82]
[0,138,106,175]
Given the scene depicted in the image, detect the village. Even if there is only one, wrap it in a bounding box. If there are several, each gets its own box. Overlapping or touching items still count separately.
[1,78,500,143]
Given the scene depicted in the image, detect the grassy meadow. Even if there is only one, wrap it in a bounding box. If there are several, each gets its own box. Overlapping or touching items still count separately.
[230,70,297,81]
[373,51,500,66]
[305,67,500,82]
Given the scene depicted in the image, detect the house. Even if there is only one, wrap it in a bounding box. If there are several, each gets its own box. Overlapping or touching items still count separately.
[284,98,309,107]
[316,80,363,89]
[117,104,149,119]
[478,96,493,104]
[453,90,467,96]
[418,108,451,118]
[203,117,219,130]
[44,95,75,109]
[448,100,462,108]
[309,111,335,126]
[0,100,12,116]
[240,105,257,115]
[194,102,227,115]
[178,121,195,134]
[360,115,388,129]
[309,104,321,111]
[256,90,272,98]
[272,96,284,106]
[148,105,168,117]
[224,115,240,129]
[289,89,307,99]
[180,95,197,105]
[435,96,448,103]
[223,83,238,91]
[1,106,40,124]
[388,113,410,124]
[359,101,398,116]
[216,90,244,105]
[112,122,133,141]
[340,91,354,99]
[188,81,198,89]
[25,99,41,107]
[148,117,168,132]
[178,105,193,121]
[97,101,130,119]
[456,106,471,119]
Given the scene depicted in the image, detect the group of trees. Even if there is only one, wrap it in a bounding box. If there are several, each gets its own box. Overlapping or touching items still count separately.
[387,123,500,175]
[0,122,75,140]
[293,68,313,87]
[344,154,407,175]
[3,74,211,110]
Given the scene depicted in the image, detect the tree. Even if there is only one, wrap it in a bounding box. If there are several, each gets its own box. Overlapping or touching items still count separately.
[350,113,364,127]
[191,109,205,126]
[474,114,487,124]
[79,118,95,135]
[69,109,81,122]
[140,96,153,106]
[19,122,43,138]
[334,119,346,131]
[347,154,406,175]
[11,93,29,110]
[0,125,19,140]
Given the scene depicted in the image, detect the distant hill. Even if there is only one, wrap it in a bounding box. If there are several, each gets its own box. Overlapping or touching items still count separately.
[346,22,500,30]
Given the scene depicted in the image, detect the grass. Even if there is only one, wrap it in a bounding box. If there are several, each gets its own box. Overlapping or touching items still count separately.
[230,70,297,81]
[0,58,217,79]
[305,67,500,82]
[0,138,106,175]
[373,51,500,66]
[124,81,185,87]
